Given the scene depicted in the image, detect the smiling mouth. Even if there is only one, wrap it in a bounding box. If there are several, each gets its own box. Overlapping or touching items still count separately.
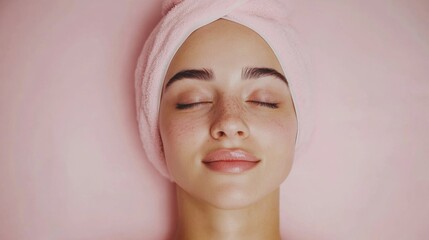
[202,149,261,174]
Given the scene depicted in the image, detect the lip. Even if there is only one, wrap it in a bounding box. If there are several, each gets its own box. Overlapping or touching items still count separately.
[202,149,260,173]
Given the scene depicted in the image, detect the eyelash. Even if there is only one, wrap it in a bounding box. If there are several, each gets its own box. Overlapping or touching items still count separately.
[176,102,207,110]
[175,101,279,110]
[248,101,279,109]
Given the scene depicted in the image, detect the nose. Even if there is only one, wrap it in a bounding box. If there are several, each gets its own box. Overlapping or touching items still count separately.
[210,100,250,140]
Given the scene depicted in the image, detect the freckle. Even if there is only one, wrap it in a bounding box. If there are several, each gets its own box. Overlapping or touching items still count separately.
[218,97,246,115]
[168,117,203,139]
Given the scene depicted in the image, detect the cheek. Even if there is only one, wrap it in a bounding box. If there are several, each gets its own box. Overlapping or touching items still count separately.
[159,112,208,160]
[257,113,297,143]
[274,116,297,142]
[273,115,297,153]
[162,117,196,142]
[253,114,297,167]
[159,112,210,183]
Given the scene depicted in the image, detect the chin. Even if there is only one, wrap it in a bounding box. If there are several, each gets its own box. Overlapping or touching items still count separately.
[201,178,282,210]
[204,190,261,210]
[174,165,290,210]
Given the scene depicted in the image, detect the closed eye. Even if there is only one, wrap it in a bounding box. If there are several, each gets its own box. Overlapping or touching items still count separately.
[247,101,279,109]
[176,101,279,110]
[176,102,212,110]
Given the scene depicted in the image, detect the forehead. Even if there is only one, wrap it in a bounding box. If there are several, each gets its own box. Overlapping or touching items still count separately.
[164,19,284,82]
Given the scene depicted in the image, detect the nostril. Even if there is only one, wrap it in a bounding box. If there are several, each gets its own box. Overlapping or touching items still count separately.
[217,131,226,138]
[210,116,250,140]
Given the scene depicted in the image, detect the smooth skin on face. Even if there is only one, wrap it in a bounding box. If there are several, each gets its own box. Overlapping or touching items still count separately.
[159,19,297,240]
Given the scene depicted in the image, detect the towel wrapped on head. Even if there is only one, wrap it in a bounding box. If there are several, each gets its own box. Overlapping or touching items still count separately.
[135,0,315,181]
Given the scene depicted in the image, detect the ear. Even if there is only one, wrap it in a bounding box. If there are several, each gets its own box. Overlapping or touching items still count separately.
[162,0,185,16]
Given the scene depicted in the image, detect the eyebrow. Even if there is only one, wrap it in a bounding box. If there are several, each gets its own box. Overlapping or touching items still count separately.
[164,67,288,92]
[242,67,288,85]
[165,68,214,89]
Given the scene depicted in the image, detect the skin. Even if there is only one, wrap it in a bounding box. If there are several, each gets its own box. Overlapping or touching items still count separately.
[159,19,297,240]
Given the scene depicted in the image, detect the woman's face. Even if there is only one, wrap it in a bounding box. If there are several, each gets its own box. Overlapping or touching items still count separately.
[159,19,297,209]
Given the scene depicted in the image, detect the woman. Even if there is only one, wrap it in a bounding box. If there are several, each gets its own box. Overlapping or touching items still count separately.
[135,0,314,239]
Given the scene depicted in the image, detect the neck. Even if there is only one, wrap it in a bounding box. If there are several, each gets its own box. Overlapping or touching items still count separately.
[173,185,281,240]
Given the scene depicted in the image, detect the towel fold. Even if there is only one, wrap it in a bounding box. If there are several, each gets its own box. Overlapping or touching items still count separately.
[135,0,315,181]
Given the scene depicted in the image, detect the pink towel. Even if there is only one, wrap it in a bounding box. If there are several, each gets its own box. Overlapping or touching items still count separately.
[135,0,315,181]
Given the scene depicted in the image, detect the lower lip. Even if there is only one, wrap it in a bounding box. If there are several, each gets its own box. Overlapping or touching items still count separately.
[203,160,259,174]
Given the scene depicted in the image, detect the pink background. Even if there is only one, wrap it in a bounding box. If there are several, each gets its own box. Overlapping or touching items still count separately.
[0,0,428,239]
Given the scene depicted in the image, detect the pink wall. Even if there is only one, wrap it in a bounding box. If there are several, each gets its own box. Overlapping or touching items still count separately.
[0,0,428,239]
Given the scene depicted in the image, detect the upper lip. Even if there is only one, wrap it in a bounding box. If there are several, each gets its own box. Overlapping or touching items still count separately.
[202,149,260,163]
